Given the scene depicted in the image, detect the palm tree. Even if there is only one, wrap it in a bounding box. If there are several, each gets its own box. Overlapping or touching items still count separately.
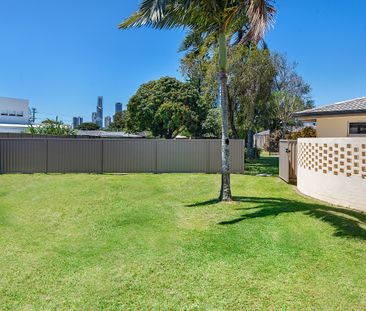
[119,0,276,201]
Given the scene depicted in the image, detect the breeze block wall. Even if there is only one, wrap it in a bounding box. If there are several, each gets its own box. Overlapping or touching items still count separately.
[297,138,366,212]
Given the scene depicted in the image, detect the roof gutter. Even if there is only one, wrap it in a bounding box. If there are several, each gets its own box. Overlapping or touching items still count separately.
[294,109,366,118]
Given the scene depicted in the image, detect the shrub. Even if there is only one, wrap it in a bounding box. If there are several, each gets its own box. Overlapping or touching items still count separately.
[245,147,262,160]
[287,127,316,140]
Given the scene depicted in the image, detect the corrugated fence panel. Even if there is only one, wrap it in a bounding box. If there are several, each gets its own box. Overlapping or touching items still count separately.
[0,139,47,173]
[103,139,156,173]
[47,140,102,173]
[0,138,245,174]
[157,140,209,173]
[209,140,221,173]
[230,140,245,173]
[208,140,245,173]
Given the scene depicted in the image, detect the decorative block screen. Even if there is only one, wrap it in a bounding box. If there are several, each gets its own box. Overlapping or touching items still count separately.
[298,141,366,180]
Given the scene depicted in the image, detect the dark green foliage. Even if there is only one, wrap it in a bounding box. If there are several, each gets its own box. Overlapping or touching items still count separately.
[228,45,277,139]
[245,146,262,161]
[77,122,100,131]
[287,127,316,140]
[202,108,221,138]
[108,111,126,131]
[125,77,208,138]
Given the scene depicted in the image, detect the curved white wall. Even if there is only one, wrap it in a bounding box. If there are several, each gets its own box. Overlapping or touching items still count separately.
[297,138,366,212]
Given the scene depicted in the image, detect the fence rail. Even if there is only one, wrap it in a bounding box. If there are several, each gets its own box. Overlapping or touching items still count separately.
[0,138,245,174]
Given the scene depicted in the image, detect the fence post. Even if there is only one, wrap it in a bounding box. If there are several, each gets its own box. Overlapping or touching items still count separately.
[46,139,49,173]
[155,140,158,173]
[206,140,211,173]
[101,140,104,174]
[0,140,2,174]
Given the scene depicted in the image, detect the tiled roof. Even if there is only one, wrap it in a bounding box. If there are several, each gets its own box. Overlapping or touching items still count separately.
[76,130,145,138]
[294,96,366,117]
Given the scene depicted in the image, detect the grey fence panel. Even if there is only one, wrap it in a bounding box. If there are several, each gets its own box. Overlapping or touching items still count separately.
[157,140,208,173]
[47,140,103,173]
[208,140,221,173]
[0,138,245,174]
[208,140,245,173]
[103,139,157,173]
[230,140,246,173]
[0,139,47,173]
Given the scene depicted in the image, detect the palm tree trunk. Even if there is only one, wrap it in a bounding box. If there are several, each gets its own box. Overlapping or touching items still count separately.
[218,31,232,202]
[227,88,239,139]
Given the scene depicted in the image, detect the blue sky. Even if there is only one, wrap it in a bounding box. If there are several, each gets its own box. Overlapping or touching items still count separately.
[0,0,365,124]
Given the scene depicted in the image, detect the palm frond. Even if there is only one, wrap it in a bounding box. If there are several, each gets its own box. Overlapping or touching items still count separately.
[119,0,276,45]
[119,0,201,30]
[242,0,276,44]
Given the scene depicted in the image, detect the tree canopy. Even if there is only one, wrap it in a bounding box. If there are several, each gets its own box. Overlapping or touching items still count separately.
[108,111,126,132]
[125,77,208,138]
[180,40,314,141]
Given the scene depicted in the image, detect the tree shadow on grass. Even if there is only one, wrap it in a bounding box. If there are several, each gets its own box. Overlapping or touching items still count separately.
[188,197,366,240]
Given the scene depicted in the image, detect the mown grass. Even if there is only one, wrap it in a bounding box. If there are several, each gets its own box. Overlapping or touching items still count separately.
[0,160,365,310]
[245,152,279,176]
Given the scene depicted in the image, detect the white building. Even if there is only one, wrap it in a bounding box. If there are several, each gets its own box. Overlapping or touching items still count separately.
[0,97,30,133]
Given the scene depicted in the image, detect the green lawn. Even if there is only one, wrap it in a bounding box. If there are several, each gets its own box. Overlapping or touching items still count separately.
[0,156,365,310]
[245,152,279,176]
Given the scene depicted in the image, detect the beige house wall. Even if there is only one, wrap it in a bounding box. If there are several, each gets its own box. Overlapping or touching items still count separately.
[297,138,366,212]
[316,115,366,137]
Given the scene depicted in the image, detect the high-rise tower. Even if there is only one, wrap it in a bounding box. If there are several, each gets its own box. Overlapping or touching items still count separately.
[72,116,83,129]
[115,102,123,114]
[104,116,112,129]
[95,96,103,128]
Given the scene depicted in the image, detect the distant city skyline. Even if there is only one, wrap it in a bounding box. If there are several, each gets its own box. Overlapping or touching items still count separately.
[69,97,125,127]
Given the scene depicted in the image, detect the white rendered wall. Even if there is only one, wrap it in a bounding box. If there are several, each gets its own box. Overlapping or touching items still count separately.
[297,138,366,212]
[0,97,30,124]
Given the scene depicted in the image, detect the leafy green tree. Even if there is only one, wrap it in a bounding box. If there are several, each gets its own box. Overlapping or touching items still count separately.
[271,54,314,137]
[120,0,276,201]
[202,108,222,138]
[125,77,206,138]
[108,111,126,131]
[155,101,192,138]
[29,118,75,135]
[228,44,276,156]
[77,122,100,130]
